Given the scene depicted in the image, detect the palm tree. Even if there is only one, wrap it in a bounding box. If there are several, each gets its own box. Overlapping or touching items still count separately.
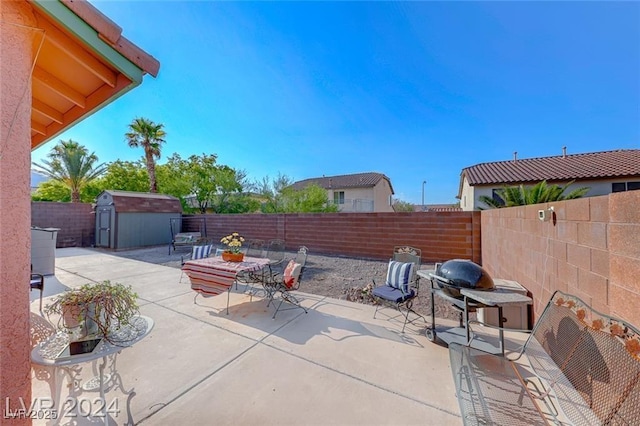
[32,140,106,202]
[479,180,589,209]
[125,117,166,193]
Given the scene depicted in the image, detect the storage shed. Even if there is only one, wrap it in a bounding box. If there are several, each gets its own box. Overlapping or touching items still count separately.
[95,190,182,250]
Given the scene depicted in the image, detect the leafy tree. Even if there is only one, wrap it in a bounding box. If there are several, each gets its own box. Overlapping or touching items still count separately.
[155,154,257,214]
[392,199,415,212]
[479,180,590,209]
[157,153,218,213]
[187,154,220,213]
[32,180,73,202]
[258,173,294,213]
[32,140,106,202]
[96,160,149,193]
[125,117,166,193]
[155,154,191,206]
[285,184,338,213]
[259,174,338,213]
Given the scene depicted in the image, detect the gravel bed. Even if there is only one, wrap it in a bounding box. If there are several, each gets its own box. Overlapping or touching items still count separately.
[105,245,463,321]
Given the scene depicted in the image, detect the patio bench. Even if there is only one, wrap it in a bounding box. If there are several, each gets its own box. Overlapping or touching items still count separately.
[169,232,202,254]
[449,290,640,425]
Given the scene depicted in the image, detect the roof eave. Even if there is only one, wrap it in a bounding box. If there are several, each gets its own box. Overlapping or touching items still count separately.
[28,0,160,149]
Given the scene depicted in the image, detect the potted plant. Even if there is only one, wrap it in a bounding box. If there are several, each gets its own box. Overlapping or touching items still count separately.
[44,280,139,341]
[220,232,245,262]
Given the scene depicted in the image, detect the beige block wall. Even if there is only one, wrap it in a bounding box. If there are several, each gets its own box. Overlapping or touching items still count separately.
[481,192,640,326]
[1,1,38,423]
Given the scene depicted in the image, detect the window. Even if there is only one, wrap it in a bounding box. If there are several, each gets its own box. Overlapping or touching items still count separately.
[333,191,345,204]
[628,181,640,191]
[612,183,626,193]
[491,189,505,206]
[612,181,640,192]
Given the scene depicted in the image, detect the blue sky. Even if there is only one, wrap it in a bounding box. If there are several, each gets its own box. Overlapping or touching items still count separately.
[32,1,640,204]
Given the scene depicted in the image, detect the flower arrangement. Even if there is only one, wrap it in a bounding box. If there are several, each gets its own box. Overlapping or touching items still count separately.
[220,232,245,254]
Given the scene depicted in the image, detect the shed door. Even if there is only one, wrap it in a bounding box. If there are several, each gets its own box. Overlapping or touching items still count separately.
[96,207,112,247]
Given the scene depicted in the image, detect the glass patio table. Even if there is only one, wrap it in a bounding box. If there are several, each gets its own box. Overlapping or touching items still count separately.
[31,315,154,424]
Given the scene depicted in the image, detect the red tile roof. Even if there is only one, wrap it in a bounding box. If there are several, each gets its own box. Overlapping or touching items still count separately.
[291,172,394,194]
[463,149,640,185]
[61,0,160,77]
[418,204,462,212]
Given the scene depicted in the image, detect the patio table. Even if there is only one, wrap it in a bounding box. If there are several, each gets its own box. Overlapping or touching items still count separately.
[31,315,154,424]
[182,255,271,313]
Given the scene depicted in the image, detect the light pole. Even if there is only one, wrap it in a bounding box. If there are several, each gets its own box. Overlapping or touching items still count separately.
[421,180,426,211]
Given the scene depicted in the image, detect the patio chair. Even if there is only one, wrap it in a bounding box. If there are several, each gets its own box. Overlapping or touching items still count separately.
[245,239,265,258]
[264,256,308,319]
[372,246,425,333]
[235,239,267,293]
[170,232,202,254]
[295,246,308,267]
[30,264,44,313]
[268,246,308,279]
[265,239,285,275]
[179,243,214,284]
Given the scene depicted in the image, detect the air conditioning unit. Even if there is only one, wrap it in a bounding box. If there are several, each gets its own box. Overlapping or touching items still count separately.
[477,279,530,330]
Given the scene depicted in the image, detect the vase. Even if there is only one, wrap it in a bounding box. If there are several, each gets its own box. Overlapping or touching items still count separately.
[222,251,244,262]
[62,302,103,337]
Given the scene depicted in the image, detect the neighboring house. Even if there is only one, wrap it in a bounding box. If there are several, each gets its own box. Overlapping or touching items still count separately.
[458,149,640,211]
[290,172,395,213]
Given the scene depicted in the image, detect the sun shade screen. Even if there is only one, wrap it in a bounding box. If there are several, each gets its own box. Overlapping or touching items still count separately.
[386,261,414,293]
[191,245,212,260]
[283,260,302,289]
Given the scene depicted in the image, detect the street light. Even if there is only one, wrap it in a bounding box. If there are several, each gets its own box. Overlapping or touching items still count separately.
[421,180,426,211]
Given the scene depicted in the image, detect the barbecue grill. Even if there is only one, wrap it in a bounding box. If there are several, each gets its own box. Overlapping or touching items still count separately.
[425,259,496,344]
[432,259,495,299]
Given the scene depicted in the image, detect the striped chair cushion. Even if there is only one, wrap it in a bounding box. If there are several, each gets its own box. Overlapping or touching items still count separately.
[385,260,414,293]
[191,245,213,260]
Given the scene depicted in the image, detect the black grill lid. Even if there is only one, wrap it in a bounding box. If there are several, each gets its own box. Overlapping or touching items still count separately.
[435,259,495,295]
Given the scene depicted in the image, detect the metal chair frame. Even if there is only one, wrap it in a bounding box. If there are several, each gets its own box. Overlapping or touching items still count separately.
[259,246,309,319]
[30,264,45,312]
[372,246,426,333]
[266,239,285,265]
[235,239,266,293]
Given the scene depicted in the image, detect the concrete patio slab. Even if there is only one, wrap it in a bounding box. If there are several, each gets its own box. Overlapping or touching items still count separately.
[31,248,462,425]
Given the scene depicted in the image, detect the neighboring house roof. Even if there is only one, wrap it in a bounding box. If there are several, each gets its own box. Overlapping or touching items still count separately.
[97,190,182,213]
[462,149,640,187]
[290,172,395,194]
[28,0,160,149]
[412,204,462,212]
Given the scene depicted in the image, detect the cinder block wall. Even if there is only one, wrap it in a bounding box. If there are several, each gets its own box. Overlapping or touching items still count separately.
[31,202,95,247]
[32,204,481,263]
[193,211,481,263]
[481,192,640,326]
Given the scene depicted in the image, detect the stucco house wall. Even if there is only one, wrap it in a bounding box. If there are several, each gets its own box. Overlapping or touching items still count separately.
[459,176,475,211]
[2,1,158,420]
[372,178,394,212]
[328,180,393,213]
[1,1,37,420]
[462,177,639,211]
